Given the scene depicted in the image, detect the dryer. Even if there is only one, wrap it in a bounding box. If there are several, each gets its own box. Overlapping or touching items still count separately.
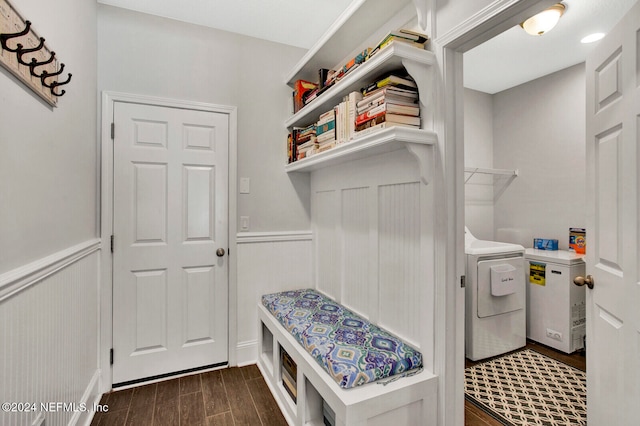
[465,227,526,361]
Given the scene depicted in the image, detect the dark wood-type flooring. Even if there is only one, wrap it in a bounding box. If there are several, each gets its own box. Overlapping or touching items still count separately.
[90,365,287,426]
[92,340,585,426]
[464,340,586,426]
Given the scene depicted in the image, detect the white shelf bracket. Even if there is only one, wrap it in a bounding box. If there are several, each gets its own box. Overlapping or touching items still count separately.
[411,0,430,31]
[402,57,433,130]
[406,142,434,185]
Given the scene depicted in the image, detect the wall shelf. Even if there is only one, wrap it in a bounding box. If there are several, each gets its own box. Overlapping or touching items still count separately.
[286,127,436,184]
[464,167,518,201]
[464,167,518,183]
[285,42,435,130]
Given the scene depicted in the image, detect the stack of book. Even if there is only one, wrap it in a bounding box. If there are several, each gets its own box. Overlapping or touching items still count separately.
[316,109,336,153]
[369,29,429,59]
[288,123,317,163]
[354,74,420,135]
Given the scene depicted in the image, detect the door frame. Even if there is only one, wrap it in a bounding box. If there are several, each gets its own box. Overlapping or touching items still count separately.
[99,92,238,392]
[431,0,555,424]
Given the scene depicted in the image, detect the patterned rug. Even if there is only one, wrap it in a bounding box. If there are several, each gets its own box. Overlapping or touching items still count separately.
[465,349,586,425]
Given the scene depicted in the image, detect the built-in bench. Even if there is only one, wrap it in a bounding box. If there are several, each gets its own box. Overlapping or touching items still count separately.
[257,289,438,426]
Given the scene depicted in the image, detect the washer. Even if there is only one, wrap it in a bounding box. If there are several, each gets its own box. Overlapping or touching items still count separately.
[465,227,526,361]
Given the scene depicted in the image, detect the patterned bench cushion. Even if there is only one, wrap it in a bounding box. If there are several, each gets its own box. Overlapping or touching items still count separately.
[262,289,423,389]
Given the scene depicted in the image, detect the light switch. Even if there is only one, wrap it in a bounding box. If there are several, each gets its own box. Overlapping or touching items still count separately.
[240,177,250,194]
[240,216,250,231]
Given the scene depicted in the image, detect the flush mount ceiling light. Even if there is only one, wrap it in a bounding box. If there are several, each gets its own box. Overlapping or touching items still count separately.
[520,3,566,36]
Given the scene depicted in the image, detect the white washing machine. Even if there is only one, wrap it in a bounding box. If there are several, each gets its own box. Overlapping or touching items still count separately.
[465,227,526,361]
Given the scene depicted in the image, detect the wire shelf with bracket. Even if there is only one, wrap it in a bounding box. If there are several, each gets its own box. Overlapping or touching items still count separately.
[464,167,518,201]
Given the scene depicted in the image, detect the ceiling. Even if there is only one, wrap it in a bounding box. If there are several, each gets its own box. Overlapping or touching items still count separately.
[97,0,353,49]
[464,0,637,94]
[98,0,637,95]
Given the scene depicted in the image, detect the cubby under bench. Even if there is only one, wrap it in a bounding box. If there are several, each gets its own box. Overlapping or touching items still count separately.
[257,289,438,426]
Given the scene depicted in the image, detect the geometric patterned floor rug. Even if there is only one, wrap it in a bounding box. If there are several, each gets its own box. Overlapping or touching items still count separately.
[465,349,586,426]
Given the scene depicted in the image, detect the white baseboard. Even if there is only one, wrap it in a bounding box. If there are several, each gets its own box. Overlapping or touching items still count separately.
[72,369,102,426]
[236,340,258,367]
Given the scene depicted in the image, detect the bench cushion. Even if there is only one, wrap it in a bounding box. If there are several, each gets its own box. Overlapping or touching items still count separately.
[262,289,423,389]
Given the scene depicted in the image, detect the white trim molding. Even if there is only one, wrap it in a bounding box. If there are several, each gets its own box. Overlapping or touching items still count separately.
[235,340,258,367]
[431,1,560,425]
[236,230,313,244]
[0,238,101,302]
[435,0,555,50]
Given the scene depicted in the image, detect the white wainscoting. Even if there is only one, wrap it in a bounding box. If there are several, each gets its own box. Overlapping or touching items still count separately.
[235,231,313,366]
[311,149,435,368]
[0,240,101,426]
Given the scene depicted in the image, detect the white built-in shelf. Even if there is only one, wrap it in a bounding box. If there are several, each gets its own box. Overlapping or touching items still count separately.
[285,42,435,129]
[286,127,436,183]
[286,0,418,86]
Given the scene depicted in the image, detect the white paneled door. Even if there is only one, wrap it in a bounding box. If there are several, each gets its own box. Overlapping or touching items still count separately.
[112,102,229,385]
[585,1,640,423]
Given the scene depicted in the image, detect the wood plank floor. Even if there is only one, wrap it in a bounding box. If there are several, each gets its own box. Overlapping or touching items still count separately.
[93,341,585,426]
[91,365,287,426]
[464,340,586,426]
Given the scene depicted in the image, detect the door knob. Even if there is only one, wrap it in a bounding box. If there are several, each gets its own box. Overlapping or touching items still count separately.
[216,248,225,257]
[573,275,594,289]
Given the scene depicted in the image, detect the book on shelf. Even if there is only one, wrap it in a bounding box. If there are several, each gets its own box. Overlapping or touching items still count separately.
[369,29,429,58]
[293,79,318,113]
[355,112,420,131]
[335,102,345,144]
[357,97,419,115]
[317,142,336,153]
[343,48,371,74]
[362,74,417,95]
[398,28,430,42]
[356,86,418,108]
[353,121,418,138]
[282,370,297,402]
[298,139,317,150]
[303,88,319,105]
[318,68,330,90]
[355,103,419,125]
[318,108,335,123]
[287,133,294,164]
[317,128,336,143]
[316,119,335,136]
[345,90,363,142]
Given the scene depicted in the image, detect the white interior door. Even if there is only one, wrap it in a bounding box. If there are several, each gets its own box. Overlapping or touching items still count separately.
[585,1,640,423]
[112,101,229,385]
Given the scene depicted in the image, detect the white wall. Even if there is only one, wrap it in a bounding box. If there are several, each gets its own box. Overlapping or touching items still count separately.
[0,0,100,423]
[435,0,495,37]
[235,233,313,365]
[0,0,98,274]
[464,88,494,240]
[97,5,310,233]
[493,63,586,249]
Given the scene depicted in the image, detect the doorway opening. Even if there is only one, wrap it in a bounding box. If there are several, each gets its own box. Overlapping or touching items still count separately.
[457,0,635,423]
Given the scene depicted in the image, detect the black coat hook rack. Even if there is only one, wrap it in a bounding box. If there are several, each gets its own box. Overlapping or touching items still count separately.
[0,2,71,106]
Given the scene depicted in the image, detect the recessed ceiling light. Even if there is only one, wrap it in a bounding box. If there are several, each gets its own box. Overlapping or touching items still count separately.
[581,33,605,44]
